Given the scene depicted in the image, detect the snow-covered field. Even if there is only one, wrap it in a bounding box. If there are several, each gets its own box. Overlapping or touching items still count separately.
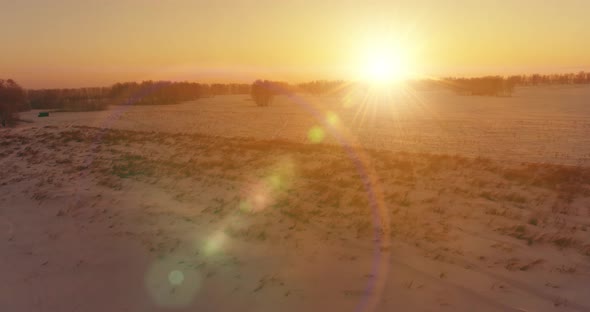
[2,85,590,311]
[17,85,590,165]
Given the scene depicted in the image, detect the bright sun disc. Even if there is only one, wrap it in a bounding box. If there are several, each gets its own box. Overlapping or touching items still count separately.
[360,48,409,84]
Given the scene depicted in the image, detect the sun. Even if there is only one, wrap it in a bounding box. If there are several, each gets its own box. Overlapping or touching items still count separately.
[359,46,410,84]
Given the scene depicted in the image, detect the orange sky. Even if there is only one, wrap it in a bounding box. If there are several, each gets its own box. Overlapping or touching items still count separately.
[2,0,589,88]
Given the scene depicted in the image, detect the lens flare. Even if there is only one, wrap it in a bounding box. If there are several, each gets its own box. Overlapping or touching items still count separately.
[202,231,227,257]
[308,126,325,143]
[168,270,185,286]
[145,256,202,308]
[326,111,340,126]
[240,157,296,213]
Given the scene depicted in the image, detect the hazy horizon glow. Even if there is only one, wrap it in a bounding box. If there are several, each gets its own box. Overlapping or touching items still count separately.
[2,0,590,88]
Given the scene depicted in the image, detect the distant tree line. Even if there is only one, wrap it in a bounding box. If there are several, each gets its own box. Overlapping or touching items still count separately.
[412,71,590,96]
[297,80,348,96]
[504,72,590,86]
[110,81,203,105]
[255,73,590,101]
[251,79,352,106]
[26,81,251,111]
[443,76,516,96]
[28,87,111,111]
[111,81,251,105]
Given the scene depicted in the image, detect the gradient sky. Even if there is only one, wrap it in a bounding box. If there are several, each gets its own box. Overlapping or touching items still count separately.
[2,0,589,88]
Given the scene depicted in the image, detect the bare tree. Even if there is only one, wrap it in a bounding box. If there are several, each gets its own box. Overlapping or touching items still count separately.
[251,80,274,107]
[0,79,26,127]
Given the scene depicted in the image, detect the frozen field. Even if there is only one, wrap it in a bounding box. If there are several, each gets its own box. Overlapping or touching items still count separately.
[2,84,590,312]
[17,85,590,165]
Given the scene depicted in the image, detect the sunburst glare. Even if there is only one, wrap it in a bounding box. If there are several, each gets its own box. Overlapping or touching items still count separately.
[358,42,412,85]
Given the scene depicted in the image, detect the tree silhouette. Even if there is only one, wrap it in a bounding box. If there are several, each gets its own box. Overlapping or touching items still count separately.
[0,79,27,126]
[251,80,274,107]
